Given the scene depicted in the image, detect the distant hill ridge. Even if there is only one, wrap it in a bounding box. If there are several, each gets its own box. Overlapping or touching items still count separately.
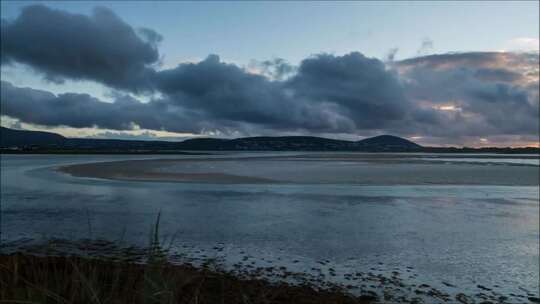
[0,127,66,146]
[0,127,420,151]
[1,126,538,153]
[179,135,421,151]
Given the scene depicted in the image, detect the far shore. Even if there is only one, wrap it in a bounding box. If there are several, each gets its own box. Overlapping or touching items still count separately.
[0,149,213,155]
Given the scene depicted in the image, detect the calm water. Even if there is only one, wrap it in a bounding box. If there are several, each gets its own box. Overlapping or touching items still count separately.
[1,153,539,300]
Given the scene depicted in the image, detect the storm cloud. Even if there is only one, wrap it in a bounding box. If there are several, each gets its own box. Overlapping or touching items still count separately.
[1,5,160,91]
[1,5,538,145]
[0,81,200,133]
[1,51,409,135]
[153,52,409,133]
[287,52,410,129]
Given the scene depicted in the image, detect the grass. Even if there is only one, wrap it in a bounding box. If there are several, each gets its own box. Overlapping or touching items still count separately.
[0,253,374,304]
[0,213,374,304]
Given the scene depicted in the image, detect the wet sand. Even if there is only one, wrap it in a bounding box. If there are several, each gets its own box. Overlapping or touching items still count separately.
[59,159,277,184]
[57,154,540,185]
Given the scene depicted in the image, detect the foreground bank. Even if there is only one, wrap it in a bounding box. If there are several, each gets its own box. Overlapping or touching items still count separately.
[2,237,539,304]
[0,253,374,304]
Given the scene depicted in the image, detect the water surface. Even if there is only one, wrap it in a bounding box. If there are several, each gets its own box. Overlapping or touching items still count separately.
[1,153,538,302]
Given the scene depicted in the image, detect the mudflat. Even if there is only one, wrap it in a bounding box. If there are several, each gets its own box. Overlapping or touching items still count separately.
[58,154,540,185]
[59,158,277,184]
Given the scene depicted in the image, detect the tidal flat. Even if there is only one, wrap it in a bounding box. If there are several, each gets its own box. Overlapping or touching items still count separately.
[58,153,540,185]
[1,153,539,303]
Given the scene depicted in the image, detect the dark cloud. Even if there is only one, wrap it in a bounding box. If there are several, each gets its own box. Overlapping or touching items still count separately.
[287,52,410,129]
[396,52,539,137]
[2,51,538,142]
[1,5,160,91]
[0,52,412,135]
[154,55,315,130]
[0,81,200,132]
[153,53,408,133]
[0,5,538,145]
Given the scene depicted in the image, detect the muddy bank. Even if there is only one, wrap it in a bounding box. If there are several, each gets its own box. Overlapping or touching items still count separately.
[2,238,538,304]
[58,158,278,184]
[0,253,371,304]
[58,155,540,185]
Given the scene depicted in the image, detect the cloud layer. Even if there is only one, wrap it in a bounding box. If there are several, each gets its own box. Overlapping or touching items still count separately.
[396,52,539,138]
[1,5,538,145]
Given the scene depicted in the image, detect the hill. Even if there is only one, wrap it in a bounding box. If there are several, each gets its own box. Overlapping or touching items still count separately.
[357,135,421,150]
[0,127,66,147]
[1,126,537,153]
[179,136,361,151]
[0,127,422,152]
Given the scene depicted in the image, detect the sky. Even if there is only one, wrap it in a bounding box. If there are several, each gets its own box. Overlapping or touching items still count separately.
[1,1,539,147]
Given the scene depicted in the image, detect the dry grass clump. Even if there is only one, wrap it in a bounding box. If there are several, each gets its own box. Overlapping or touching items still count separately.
[0,253,373,304]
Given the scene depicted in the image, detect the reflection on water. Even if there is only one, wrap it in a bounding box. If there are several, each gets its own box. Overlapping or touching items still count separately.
[1,154,539,300]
